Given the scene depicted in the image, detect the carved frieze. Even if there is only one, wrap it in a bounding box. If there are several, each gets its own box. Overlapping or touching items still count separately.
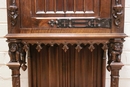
[21,40,108,52]
[113,0,123,28]
[48,18,111,28]
[8,0,18,26]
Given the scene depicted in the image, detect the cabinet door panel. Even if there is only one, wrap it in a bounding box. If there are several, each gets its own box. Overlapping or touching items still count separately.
[20,0,111,33]
[34,0,99,15]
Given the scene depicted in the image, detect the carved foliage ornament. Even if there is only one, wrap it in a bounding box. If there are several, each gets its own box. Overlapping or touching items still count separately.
[8,0,18,26]
[113,0,123,28]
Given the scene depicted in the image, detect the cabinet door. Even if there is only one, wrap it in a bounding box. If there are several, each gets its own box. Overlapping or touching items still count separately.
[20,0,111,33]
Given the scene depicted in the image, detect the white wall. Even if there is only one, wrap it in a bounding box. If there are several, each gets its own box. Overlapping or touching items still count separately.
[0,0,130,87]
[0,0,12,86]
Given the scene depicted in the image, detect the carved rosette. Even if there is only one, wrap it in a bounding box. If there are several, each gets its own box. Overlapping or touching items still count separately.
[113,0,123,28]
[8,0,18,26]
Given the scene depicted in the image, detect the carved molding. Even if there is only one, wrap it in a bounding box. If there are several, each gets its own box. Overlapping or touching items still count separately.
[113,0,123,28]
[8,0,18,26]
[48,18,111,28]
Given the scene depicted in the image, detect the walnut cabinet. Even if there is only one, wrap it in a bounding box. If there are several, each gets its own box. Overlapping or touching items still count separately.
[5,0,127,87]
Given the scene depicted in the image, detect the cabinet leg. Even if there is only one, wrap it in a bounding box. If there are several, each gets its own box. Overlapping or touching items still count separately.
[107,38,124,87]
[6,40,28,87]
[110,62,123,87]
[7,63,21,87]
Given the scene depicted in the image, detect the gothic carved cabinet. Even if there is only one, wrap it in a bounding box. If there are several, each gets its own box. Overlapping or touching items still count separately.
[5,0,126,87]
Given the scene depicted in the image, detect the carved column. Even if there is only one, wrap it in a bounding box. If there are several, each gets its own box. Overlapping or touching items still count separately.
[6,39,27,87]
[107,38,124,87]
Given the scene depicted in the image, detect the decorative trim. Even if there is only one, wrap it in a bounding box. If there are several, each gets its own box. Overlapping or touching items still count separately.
[21,40,108,52]
[23,42,30,59]
[48,18,111,28]
[8,0,18,26]
[62,44,69,52]
[102,43,108,59]
[48,20,55,27]
[36,42,42,52]
[88,43,95,52]
[113,0,123,28]
[75,44,82,52]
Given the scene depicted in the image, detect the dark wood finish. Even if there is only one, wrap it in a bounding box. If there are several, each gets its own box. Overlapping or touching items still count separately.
[5,0,126,87]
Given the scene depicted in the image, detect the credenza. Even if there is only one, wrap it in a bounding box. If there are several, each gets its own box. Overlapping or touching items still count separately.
[5,0,127,87]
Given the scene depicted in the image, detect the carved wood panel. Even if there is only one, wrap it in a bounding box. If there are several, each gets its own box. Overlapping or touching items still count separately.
[18,0,113,33]
[34,0,99,16]
[28,44,104,87]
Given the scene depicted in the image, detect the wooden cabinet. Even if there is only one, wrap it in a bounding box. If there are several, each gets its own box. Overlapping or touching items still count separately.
[5,0,126,87]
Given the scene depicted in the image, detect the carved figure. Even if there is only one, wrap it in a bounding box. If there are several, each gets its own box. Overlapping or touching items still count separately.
[8,42,27,71]
[107,42,123,71]
[8,43,19,62]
